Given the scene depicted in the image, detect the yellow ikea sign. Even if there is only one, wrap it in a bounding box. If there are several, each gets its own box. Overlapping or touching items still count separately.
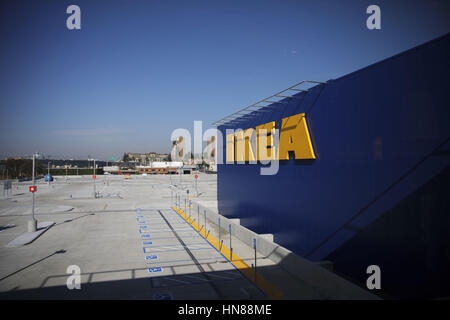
[226,113,316,163]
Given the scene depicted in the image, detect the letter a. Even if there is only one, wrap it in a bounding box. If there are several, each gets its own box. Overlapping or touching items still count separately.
[366,265,381,289]
[66,265,81,289]
[366,5,381,30]
[66,5,81,30]
[278,113,315,160]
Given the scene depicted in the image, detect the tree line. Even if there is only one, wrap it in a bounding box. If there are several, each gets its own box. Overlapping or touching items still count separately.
[0,159,45,180]
[0,159,105,179]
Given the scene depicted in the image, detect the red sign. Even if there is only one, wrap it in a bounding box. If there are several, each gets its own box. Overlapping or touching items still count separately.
[92,175,96,179]
[29,186,37,193]
[195,175,198,179]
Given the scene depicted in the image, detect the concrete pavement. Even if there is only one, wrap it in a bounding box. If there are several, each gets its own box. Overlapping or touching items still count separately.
[0,173,377,299]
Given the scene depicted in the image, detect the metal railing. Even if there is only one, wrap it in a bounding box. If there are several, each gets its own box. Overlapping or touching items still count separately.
[212,80,327,127]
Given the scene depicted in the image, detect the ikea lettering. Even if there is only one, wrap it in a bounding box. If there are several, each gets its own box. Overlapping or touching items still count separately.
[226,112,316,163]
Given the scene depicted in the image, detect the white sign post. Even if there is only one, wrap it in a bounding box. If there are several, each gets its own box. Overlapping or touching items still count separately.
[194,174,198,196]
[28,154,38,232]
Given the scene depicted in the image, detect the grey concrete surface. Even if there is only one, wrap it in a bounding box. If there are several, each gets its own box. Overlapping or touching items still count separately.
[0,173,377,299]
[0,174,265,299]
[6,222,55,247]
[174,186,378,300]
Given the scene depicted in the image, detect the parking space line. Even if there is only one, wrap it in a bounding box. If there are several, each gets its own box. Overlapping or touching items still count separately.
[157,210,225,299]
[144,235,202,240]
[172,206,283,300]
[147,256,224,265]
[137,228,193,232]
[143,246,216,253]
[149,268,244,289]
[144,242,208,248]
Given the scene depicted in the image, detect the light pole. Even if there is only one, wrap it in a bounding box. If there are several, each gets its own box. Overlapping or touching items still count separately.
[28,153,38,232]
[47,161,51,186]
[93,158,96,198]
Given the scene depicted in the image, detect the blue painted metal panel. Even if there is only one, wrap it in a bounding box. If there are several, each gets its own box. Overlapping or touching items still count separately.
[217,34,450,298]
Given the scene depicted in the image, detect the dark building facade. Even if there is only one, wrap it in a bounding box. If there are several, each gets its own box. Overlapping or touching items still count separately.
[217,34,450,299]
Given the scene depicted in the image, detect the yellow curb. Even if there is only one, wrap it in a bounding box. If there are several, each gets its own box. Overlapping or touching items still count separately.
[172,206,283,300]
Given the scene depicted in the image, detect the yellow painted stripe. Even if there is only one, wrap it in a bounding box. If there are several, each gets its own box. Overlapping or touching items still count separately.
[172,206,283,300]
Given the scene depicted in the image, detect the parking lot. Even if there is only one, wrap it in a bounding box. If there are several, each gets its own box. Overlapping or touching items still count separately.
[0,174,265,299]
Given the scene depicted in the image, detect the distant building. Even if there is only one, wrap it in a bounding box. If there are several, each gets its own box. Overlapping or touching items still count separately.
[103,166,120,174]
[124,152,169,164]
[136,161,183,174]
[171,137,187,164]
[205,136,217,172]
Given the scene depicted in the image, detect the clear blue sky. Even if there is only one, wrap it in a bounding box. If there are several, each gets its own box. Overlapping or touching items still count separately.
[0,0,449,160]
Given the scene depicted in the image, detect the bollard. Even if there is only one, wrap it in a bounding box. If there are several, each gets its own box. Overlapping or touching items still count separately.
[28,219,37,233]
[253,238,257,282]
[229,224,232,261]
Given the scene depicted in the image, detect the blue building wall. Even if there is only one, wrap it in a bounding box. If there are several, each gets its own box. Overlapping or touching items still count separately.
[217,34,450,298]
